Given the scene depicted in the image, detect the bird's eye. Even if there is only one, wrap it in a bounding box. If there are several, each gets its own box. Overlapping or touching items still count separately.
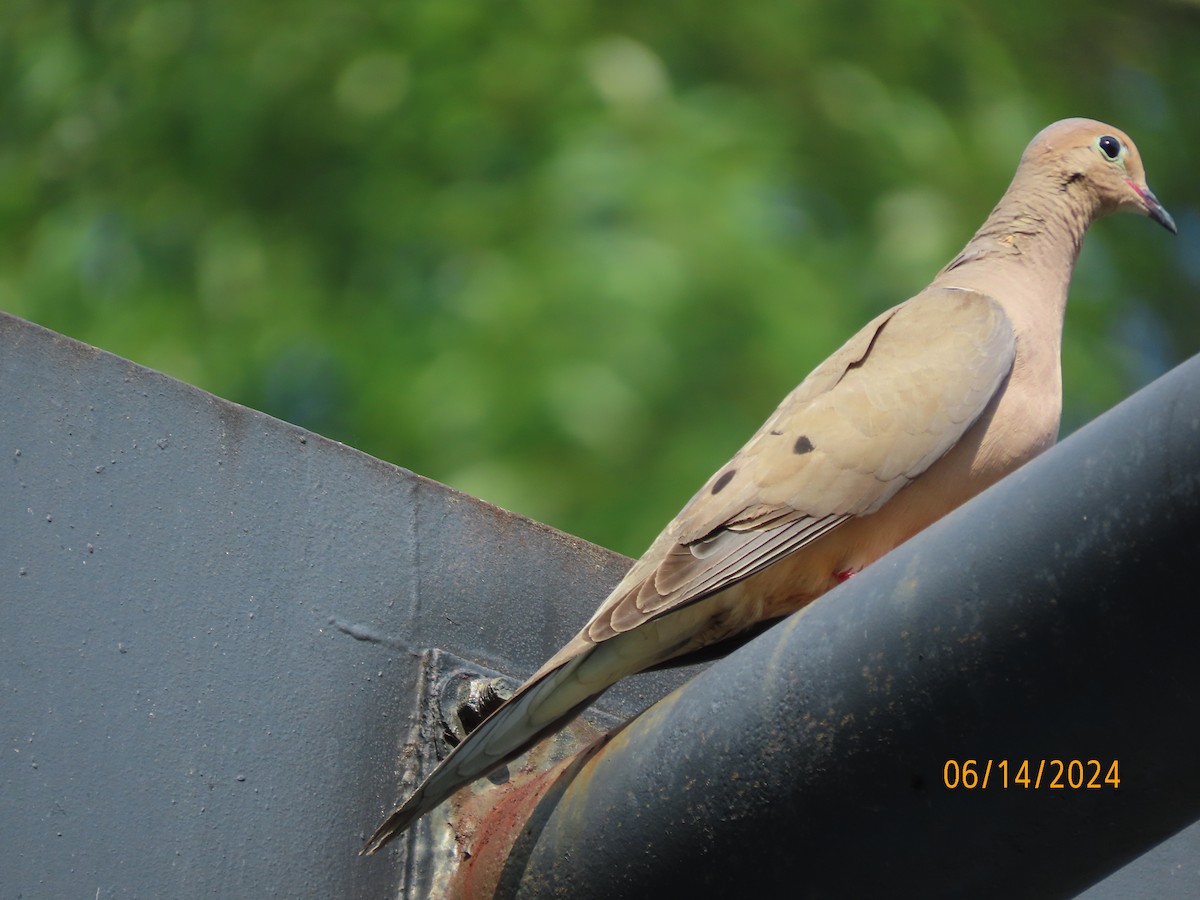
[1098,135,1122,160]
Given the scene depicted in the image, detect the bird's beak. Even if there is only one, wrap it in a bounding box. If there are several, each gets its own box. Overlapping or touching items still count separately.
[1127,180,1177,234]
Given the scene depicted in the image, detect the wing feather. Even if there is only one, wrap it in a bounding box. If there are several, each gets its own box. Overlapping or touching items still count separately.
[585,287,1015,642]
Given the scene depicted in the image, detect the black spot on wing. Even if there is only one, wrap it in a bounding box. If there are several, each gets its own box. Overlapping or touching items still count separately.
[793,435,814,455]
[711,469,736,494]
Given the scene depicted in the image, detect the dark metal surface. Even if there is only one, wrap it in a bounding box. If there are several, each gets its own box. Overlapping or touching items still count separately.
[3,309,1199,898]
[492,354,1200,899]
[0,312,695,898]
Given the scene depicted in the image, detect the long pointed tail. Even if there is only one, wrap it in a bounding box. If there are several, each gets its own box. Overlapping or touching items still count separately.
[361,647,605,855]
[361,596,720,854]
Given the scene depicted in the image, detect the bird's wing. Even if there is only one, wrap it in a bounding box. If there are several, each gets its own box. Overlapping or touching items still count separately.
[582,286,1015,641]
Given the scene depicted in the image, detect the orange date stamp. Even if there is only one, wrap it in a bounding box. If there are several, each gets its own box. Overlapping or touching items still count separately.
[943,759,1120,790]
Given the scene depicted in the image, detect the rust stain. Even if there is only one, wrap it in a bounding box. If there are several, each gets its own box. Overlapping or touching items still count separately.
[447,726,619,898]
[441,707,617,897]
[447,756,574,899]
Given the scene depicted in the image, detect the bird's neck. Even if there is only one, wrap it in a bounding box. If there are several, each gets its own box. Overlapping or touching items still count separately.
[931,172,1101,402]
[932,173,1098,314]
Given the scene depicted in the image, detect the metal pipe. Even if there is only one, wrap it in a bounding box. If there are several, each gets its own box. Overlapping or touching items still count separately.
[475,354,1200,899]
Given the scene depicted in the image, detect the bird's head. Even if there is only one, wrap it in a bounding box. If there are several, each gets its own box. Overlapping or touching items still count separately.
[1022,118,1176,234]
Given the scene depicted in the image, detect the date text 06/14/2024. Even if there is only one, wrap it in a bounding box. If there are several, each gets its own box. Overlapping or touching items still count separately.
[943,759,1120,790]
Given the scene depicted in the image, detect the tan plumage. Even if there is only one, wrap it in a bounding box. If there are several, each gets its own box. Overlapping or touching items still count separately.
[363,118,1175,854]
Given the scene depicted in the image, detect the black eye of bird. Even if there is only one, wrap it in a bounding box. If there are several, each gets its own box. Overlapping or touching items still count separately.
[1098,135,1121,160]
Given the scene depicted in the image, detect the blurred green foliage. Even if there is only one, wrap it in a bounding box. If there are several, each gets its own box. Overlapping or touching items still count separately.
[3,0,1198,554]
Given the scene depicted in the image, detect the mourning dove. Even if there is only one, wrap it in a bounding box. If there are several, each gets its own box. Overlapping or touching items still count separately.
[363,118,1175,855]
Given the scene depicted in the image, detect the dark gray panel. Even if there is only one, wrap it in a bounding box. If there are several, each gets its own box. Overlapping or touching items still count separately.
[3,310,1197,898]
[0,312,689,898]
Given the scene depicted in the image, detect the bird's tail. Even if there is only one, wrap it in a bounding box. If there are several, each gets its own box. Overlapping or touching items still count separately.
[361,642,619,855]
[361,593,725,855]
